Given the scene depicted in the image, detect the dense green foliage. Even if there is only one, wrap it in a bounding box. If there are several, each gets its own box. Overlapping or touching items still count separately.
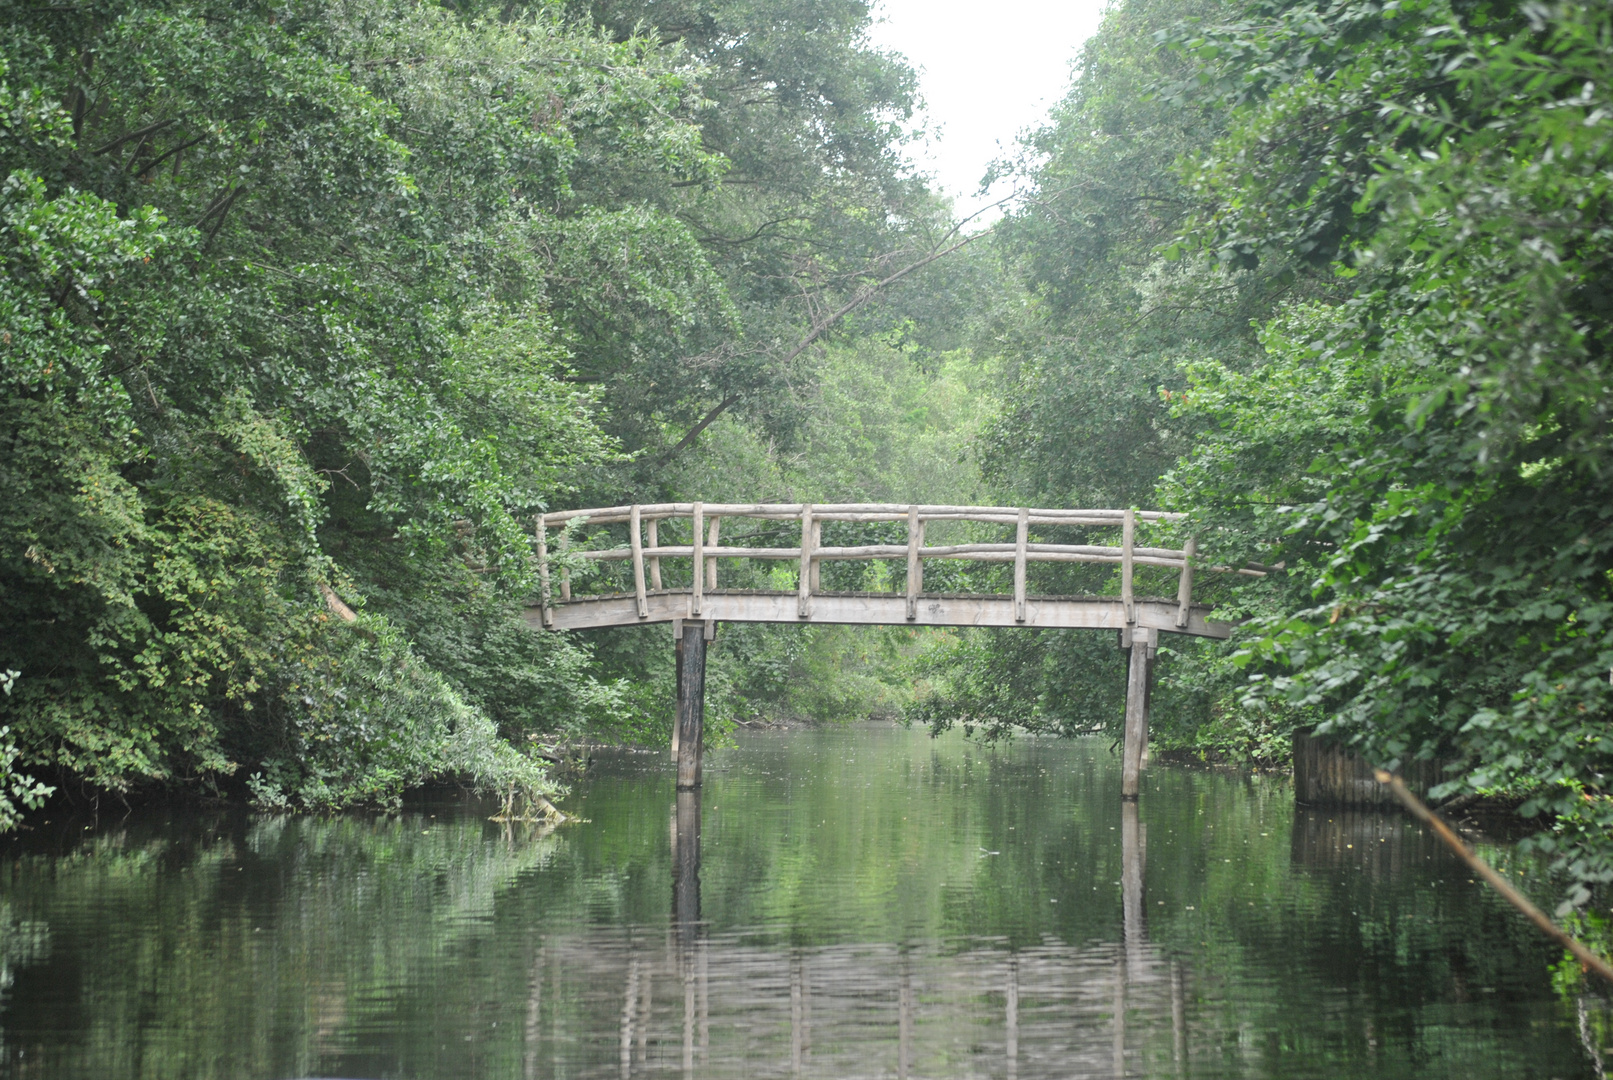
[1163,0,1613,904]
[0,0,938,812]
[907,0,1613,908]
[9,0,1613,917]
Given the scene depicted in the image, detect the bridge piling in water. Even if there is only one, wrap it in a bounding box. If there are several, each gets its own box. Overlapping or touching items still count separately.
[1121,626,1157,799]
[676,620,710,789]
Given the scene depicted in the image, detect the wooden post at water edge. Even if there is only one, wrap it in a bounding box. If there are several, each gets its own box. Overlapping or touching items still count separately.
[676,620,709,789]
[1121,625,1157,799]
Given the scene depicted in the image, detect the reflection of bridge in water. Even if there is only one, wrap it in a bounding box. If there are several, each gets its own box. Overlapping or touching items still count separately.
[520,795,1184,1079]
[529,503,1258,798]
[517,505,1259,1074]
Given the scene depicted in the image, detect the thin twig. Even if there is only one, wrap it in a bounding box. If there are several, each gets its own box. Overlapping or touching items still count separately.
[1376,769,1613,984]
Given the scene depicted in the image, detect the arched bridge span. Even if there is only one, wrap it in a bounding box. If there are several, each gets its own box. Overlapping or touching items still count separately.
[524,503,1260,798]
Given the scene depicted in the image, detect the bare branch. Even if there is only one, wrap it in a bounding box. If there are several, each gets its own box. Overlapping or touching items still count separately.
[1377,770,1613,985]
[658,229,987,465]
[91,117,178,155]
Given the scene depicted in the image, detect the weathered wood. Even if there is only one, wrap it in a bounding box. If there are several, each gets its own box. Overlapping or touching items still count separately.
[560,566,571,601]
[676,621,706,789]
[1174,537,1195,630]
[905,505,921,620]
[798,505,814,618]
[1121,626,1155,798]
[671,621,683,762]
[1292,729,1448,806]
[536,517,553,628]
[531,590,1231,637]
[1013,507,1029,623]
[691,502,704,617]
[648,518,662,590]
[809,519,822,593]
[589,542,1190,567]
[540,502,1189,526]
[629,504,648,618]
[1121,509,1136,625]
[706,516,720,590]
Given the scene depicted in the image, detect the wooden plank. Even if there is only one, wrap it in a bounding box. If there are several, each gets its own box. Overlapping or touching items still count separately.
[629,504,648,618]
[691,501,704,617]
[798,505,814,618]
[530,591,1232,637]
[648,518,662,590]
[567,541,1187,564]
[588,543,1187,566]
[905,505,921,620]
[1122,509,1136,625]
[707,516,720,590]
[1175,537,1195,629]
[535,516,553,628]
[542,503,1189,526]
[1013,507,1029,622]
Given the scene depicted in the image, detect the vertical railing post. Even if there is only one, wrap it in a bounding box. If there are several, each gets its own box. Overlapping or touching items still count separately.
[706,516,720,590]
[1122,508,1136,625]
[798,504,814,618]
[905,505,921,620]
[809,519,822,593]
[630,504,648,618]
[561,520,572,600]
[1174,536,1196,629]
[1013,506,1029,623]
[536,515,553,628]
[649,517,662,591]
[691,502,704,616]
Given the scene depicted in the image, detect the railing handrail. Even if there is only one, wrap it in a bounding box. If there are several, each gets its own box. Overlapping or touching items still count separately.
[532,502,1258,632]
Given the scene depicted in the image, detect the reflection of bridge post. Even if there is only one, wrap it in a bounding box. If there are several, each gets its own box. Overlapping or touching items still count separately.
[1005,956,1019,1080]
[1115,798,1148,1077]
[898,959,913,1080]
[676,622,709,789]
[1171,961,1186,1078]
[790,955,811,1076]
[671,788,706,1075]
[1121,799,1147,969]
[1120,627,1157,799]
[673,790,702,939]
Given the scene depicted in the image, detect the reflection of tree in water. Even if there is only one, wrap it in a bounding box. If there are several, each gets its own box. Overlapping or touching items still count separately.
[0,811,564,1079]
[1,731,1604,1079]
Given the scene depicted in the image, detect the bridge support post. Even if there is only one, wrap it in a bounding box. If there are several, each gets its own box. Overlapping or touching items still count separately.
[676,620,709,789]
[1121,626,1157,799]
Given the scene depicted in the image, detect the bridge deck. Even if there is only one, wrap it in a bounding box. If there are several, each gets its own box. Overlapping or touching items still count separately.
[527,589,1230,638]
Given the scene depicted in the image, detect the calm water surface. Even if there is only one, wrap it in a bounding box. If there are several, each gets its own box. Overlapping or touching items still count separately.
[0,725,1602,1079]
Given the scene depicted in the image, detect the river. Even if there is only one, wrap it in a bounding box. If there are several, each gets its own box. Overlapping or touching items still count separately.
[0,724,1601,1079]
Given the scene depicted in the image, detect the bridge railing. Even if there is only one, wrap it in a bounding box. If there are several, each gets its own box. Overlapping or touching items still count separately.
[532,503,1263,630]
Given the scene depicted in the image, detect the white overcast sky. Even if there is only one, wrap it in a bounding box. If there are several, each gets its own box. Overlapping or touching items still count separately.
[867,0,1113,221]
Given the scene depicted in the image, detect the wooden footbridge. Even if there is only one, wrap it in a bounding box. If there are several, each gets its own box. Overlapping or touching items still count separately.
[524,503,1256,798]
